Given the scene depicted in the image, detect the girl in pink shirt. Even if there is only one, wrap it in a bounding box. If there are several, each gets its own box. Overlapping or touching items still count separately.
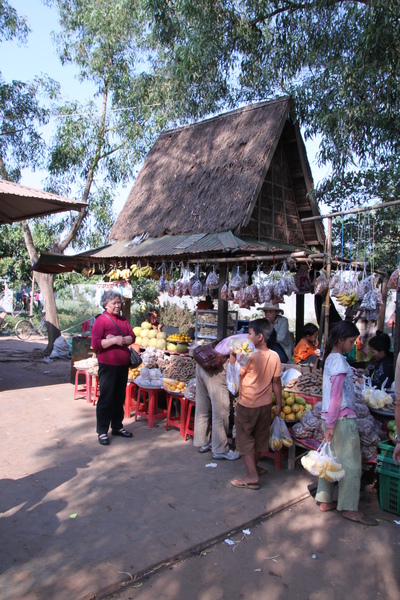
[315,321,377,526]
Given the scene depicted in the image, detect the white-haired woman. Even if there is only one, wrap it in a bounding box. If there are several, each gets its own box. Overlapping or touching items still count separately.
[91,290,135,445]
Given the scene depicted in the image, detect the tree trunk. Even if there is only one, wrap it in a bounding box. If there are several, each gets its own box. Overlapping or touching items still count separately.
[21,223,61,355]
[33,271,61,355]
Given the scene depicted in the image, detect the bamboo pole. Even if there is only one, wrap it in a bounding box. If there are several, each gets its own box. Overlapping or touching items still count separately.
[324,217,333,347]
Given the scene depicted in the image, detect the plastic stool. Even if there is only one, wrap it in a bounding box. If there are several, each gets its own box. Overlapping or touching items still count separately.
[166,393,188,437]
[183,400,196,441]
[74,369,93,404]
[124,382,140,419]
[134,386,167,428]
[260,448,285,470]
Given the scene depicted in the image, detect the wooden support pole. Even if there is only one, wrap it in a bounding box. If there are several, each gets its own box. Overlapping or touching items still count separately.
[295,293,304,345]
[217,263,228,340]
[324,217,333,345]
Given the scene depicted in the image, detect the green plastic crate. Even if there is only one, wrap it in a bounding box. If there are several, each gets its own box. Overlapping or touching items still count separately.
[376,446,400,515]
[377,439,396,459]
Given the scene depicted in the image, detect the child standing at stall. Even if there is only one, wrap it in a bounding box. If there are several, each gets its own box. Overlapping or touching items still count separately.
[230,318,282,490]
[315,321,377,526]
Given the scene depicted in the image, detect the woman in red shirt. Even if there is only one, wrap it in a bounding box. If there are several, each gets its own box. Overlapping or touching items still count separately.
[91,291,135,446]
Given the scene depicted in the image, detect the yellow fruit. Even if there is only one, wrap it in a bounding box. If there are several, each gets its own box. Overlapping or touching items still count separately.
[286,413,296,420]
[280,411,286,419]
[286,397,295,406]
[283,406,292,415]
[292,404,301,413]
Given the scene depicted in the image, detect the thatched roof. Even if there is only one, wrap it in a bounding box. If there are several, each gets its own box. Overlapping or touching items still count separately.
[111,97,324,249]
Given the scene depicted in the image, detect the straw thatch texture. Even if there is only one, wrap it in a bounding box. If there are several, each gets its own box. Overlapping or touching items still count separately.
[111,98,292,241]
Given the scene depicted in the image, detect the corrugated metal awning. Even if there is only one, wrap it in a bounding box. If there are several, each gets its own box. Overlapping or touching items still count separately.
[0,179,87,224]
[33,232,312,273]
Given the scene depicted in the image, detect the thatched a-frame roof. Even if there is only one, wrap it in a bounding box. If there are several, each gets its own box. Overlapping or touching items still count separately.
[110,96,324,250]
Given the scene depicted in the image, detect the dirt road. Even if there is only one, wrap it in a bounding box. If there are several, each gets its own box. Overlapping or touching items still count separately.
[0,336,399,600]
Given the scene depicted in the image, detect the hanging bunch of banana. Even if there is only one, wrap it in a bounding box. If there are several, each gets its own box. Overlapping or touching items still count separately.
[336,291,358,307]
[130,264,153,278]
[81,266,96,278]
[106,267,131,281]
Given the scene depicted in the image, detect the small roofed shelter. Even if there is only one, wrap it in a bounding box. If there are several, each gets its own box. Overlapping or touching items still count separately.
[110,96,324,249]
[34,97,325,338]
[0,179,87,224]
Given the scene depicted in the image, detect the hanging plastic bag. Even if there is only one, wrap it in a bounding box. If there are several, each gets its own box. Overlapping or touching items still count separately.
[229,265,245,291]
[301,441,345,481]
[269,416,293,450]
[158,262,169,293]
[388,266,400,290]
[205,265,219,291]
[226,361,240,396]
[294,264,311,294]
[314,271,329,296]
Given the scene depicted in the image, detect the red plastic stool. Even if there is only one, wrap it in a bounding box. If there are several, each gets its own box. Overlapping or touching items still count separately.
[74,369,93,404]
[134,386,167,428]
[260,448,285,470]
[183,400,196,441]
[123,382,140,419]
[166,393,188,437]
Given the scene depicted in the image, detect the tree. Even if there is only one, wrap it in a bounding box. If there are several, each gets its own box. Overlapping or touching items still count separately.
[137,0,400,268]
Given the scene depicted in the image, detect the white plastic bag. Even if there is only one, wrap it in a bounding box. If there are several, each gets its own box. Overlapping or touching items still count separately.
[50,335,70,359]
[226,361,241,396]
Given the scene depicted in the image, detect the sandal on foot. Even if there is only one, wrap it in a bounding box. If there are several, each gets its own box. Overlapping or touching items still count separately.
[230,479,259,490]
[342,511,378,526]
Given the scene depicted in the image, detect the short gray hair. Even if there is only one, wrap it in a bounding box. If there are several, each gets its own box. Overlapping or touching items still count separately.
[101,290,123,308]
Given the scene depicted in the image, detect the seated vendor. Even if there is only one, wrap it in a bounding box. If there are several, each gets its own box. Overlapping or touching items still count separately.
[293,323,321,366]
[357,331,394,390]
[261,302,293,363]
[146,308,163,332]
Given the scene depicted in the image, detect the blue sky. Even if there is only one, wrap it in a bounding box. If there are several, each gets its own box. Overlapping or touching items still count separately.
[4,0,330,217]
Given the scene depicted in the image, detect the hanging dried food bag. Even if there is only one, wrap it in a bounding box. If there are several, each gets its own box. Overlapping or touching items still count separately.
[205,266,219,291]
[229,266,245,291]
[221,282,229,301]
[294,264,311,294]
[247,283,259,305]
[388,266,400,290]
[314,271,329,296]
[167,280,176,297]
[190,265,203,297]
[158,263,169,293]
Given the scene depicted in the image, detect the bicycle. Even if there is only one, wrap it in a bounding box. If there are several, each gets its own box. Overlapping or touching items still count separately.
[14,313,47,340]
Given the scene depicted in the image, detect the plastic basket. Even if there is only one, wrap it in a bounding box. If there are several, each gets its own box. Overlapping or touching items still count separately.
[376,444,400,515]
[377,439,396,459]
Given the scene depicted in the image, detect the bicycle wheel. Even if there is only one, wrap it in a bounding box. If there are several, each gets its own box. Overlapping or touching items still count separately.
[15,319,35,340]
[37,318,47,338]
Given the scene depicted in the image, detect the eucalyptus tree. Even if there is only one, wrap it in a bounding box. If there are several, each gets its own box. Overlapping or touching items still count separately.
[139,0,400,268]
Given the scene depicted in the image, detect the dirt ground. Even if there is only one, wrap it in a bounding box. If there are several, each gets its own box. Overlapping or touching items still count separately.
[0,336,399,600]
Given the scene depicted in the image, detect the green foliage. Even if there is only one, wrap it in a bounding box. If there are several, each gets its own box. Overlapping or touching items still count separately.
[0,0,29,43]
[138,0,400,271]
[129,278,160,326]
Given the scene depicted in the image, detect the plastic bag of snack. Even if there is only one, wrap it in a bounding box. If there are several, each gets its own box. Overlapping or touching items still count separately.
[314,271,329,296]
[206,266,219,290]
[388,266,400,290]
[229,266,245,291]
[167,280,176,297]
[294,264,311,294]
[291,422,313,439]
